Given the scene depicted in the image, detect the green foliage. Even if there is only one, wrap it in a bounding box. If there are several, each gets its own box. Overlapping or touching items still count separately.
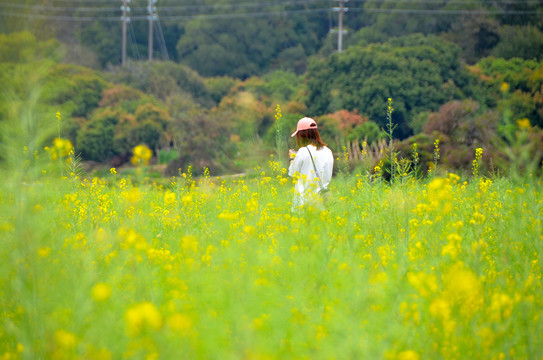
[176,18,272,78]
[348,121,384,144]
[5,0,543,76]
[2,25,542,176]
[205,76,240,104]
[346,27,389,49]
[473,57,543,128]
[474,57,540,89]
[0,31,61,64]
[211,73,306,144]
[416,99,503,174]
[409,111,431,135]
[360,0,457,37]
[309,115,342,152]
[79,22,121,67]
[158,149,179,165]
[98,84,149,114]
[109,61,214,108]
[274,45,308,75]
[165,108,237,176]
[357,0,543,61]
[445,16,500,64]
[76,102,170,163]
[261,71,304,104]
[306,34,473,138]
[476,57,540,91]
[133,103,170,148]
[175,6,327,78]
[0,32,65,168]
[264,112,301,155]
[491,26,543,62]
[76,109,117,162]
[44,64,108,118]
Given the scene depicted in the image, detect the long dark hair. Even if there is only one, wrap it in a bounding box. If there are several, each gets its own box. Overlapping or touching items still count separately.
[296,129,327,150]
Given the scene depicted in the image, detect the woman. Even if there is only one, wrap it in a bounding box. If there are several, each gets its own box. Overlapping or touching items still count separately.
[288,117,334,208]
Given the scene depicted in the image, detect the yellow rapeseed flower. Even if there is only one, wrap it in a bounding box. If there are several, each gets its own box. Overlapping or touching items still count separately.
[429,297,451,321]
[441,243,459,259]
[427,178,452,206]
[37,247,51,258]
[407,271,438,298]
[54,329,77,349]
[167,313,192,334]
[489,293,514,322]
[49,138,74,160]
[243,225,256,234]
[443,263,483,317]
[517,118,530,129]
[131,144,153,166]
[181,235,198,253]
[164,191,176,206]
[92,283,112,302]
[125,302,163,336]
[398,350,420,360]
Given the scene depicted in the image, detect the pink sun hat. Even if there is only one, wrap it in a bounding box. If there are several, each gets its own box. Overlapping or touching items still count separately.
[291,117,318,137]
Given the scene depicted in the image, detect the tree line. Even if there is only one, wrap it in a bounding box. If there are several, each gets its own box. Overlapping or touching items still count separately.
[1,0,542,176]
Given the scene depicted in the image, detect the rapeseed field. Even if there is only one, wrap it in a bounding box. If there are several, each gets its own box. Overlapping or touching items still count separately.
[1,153,542,359]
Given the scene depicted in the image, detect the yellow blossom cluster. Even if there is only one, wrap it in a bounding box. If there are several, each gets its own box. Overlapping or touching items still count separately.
[131,144,153,166]
[45,137,73,161]
[1,157,542,359]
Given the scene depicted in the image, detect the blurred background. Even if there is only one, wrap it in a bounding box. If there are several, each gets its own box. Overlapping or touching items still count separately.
[1,0,542,177]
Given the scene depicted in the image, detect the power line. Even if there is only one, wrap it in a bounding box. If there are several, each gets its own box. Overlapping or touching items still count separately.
[0,3,119,12]
[2,4,542,22]
[132,0,330,12]
[128,22,141,61]
[156,17,169,61]
[141,8,332,21]
[350,0,541,3]
[3,0,539,7]
[0,0,329,12]
[0,11,120,21]
[0,0,333,20]
[351,7,543,14]
[0,7,334,21]
[41,0,115,2]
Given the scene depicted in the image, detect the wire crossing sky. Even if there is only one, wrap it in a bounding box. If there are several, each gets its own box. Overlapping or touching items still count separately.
[1,0,542,21]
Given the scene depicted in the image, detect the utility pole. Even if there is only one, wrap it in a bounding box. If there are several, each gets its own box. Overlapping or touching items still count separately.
[332,0,348,52]
[121,0,130,66]
[148,0,157,60]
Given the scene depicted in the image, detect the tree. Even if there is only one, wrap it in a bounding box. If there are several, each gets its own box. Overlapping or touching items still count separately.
[165,107,237,176]
[472,57,543,128]
[44,64,108,118]
[306,34,474,139]
[175,2,328,78]
[397,99,503,173]
[0,31,61,63]
[109,61,214,107]
[445,16,500,64]
[79,22,121,67]
[76,109,118,162]
[360,0,457,37]
[491,26,543,62]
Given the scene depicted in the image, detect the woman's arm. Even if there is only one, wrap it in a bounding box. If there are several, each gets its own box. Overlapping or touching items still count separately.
[288,149,303,177]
